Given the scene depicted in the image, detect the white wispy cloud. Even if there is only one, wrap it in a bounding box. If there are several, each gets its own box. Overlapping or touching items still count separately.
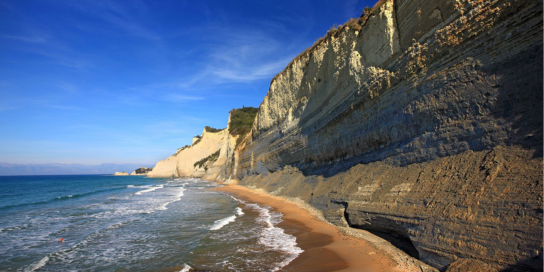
[2,34,48,43]
[43,104,83,111]
[61,0,161,41]
[211,57,293,82]
[170,26,300,87]
[160,94,205,102]
[1,29,95,71]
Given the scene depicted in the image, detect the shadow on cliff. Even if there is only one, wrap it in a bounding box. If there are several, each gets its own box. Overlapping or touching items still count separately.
[491,42,543,159]
[334,201,421,259]
[360,229,420,259]
[498,249,543,272]
[293,32,543,179]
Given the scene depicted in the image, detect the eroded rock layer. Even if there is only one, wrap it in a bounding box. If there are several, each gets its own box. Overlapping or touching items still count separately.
[239,146,542,271]
[148,0,543,270]
[241,0,542,177]
[234,0,543,270]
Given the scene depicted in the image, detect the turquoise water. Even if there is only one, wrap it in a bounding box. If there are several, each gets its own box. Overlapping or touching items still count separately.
[0,175,302,271]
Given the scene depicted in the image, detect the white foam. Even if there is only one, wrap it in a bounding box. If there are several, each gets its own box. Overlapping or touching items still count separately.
[210,215,236,230]
[179,263,192,272]
[135,185,163,195]
[246,202,303,271]
[156,187,185,211]
[229,195,246,204]
[105,220,131,230]
[127,185,136,188]
[25,255,49,272]
[261,227,303,271]
[1,224,29,232]
[235,207,244,216]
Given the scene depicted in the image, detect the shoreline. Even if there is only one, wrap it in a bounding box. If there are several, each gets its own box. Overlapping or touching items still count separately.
[215,184,413,272]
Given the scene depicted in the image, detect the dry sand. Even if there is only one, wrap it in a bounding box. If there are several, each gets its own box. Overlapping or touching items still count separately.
[216,184,409,272]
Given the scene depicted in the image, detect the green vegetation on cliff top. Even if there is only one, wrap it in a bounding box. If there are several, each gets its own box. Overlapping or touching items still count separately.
[204,126,224,133]
[228,107,258,137]
[229,106,259,148]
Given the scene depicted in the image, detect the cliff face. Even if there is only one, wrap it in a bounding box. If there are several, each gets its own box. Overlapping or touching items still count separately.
[149,0,543,270]
[237,0,542,270]
[240,146,542,270]
[147,122,238,180]
[243,0,542,177]
[147,128,231,178]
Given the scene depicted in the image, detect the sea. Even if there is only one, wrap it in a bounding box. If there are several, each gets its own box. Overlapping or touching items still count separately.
[0,175,303,272]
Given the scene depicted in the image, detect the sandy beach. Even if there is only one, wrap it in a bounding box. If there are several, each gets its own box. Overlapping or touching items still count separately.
[216,184,408,272]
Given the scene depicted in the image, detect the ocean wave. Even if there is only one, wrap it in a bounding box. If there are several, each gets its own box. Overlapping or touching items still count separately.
[56,195,73,199]
[135,185,163,195]
[0,224,29,232]
[104,219,132,231]
[245,202,303,271]
[179,263,192,272]
[24,255,49,272]
[156,187,185,211]
[229,195,246,204]
[90,185,186,218]
[210,215,236,230]
[0,187,126,211]
[23,217,138,271]
[210,205,245,231]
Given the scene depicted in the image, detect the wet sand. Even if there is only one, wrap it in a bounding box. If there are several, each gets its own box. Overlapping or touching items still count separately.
[216,184,404,272]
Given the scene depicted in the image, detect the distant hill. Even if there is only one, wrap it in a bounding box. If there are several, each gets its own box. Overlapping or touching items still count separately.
[0,162,153,176]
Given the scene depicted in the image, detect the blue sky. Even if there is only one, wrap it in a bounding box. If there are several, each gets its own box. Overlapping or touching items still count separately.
[0,0,374,165]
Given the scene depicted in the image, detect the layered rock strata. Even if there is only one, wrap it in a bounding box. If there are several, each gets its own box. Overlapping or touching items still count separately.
[149,0,543,270]
[243,0,542,177]
[240,146,542,271]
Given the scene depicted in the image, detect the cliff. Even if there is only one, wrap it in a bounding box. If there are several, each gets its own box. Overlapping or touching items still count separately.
[243,0,542,176]
[147,127,230,178]
[149,0,543,270]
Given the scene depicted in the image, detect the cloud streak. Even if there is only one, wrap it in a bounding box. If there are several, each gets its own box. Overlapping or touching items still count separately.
[61,0,161,41]
[160,94,205,102]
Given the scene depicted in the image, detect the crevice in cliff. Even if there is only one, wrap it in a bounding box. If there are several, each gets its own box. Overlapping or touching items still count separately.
[392,0,404,52]
[338,201,420,260]
[362,228,420,260]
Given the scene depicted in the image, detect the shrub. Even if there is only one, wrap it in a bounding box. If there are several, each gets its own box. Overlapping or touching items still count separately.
[193,149,221,171]
[134,167,153,174]
[192,135,202,146]
[175,145,191,155]
[204,126,224,133]
[228,107,258,137]
[228,106,259,148]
